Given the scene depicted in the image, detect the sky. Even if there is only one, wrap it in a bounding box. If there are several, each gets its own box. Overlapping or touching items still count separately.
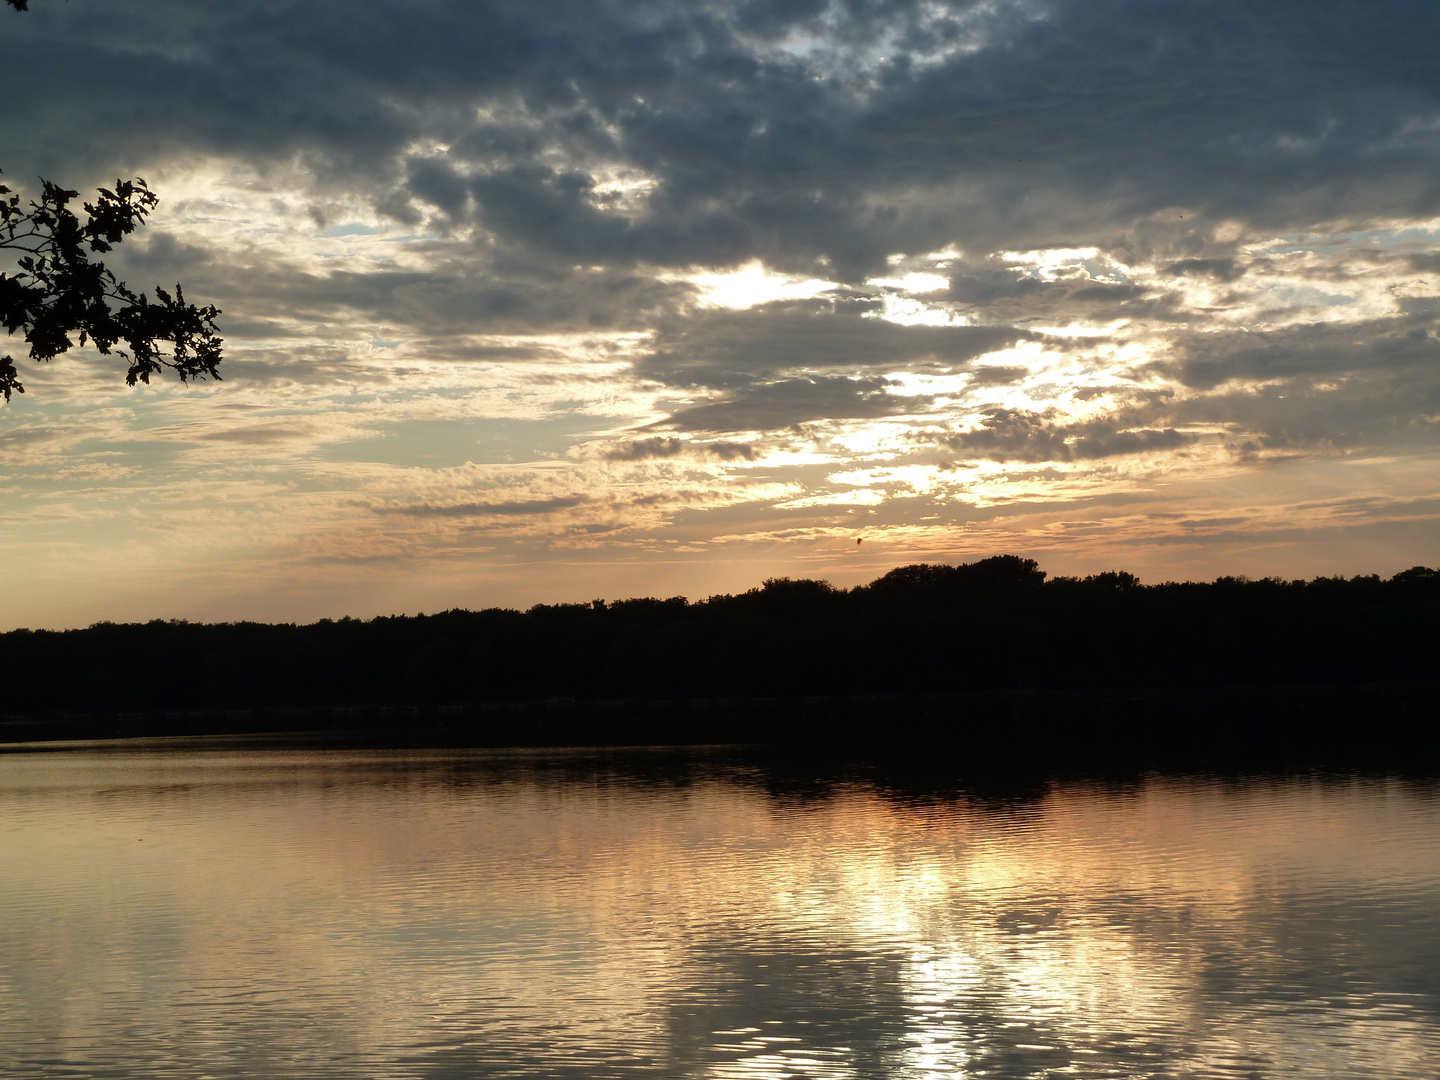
[2,0,1439,628]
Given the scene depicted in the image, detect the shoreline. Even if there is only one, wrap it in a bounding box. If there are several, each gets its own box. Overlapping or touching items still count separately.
[5,681,1435,771]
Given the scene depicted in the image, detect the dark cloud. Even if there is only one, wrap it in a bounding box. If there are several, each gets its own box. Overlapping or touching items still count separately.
[601,437,758,461]
[967,365,1031,387]
[734,0,829,38]
[640,302,1037,388]
[1068,283,1151,302]
[939,260,1196,324]
[1166,257,1245,283]
[1165,317,1440,390]
[1173,375,1440,454]
[406,158,470,220]
[7,0,1440,281]
[660,375,919,432]
[112,256,692,338]
[8,0,1440,482]
[947,271,1048,305]
[942,408,1195,462]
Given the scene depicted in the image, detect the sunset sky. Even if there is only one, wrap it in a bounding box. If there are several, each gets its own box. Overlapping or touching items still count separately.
[3,0,1439,628]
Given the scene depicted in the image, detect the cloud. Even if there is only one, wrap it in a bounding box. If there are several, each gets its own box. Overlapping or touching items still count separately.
[9,0,1440,280]
[199,421,321,445]
[599,436,758,461]
[7,0,1440,625]
[1166,257,1245,283]
[387,495,593,518]
[941,408,1196,463]
[640,302,1037,388]
[0,424,67,452]
[1166,317,1440,391]
[1173,377,1440,455]
[661,376,920,432]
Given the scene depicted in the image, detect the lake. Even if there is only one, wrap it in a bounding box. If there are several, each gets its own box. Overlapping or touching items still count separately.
[2,743,1437,1078]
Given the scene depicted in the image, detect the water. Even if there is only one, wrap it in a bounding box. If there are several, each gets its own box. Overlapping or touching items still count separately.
[1,744,1437,1079]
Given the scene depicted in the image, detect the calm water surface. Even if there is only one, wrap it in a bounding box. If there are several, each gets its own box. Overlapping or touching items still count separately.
[1,744,1437,1079]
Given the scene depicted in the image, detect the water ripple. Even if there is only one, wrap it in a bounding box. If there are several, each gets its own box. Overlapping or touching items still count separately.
[0,748,1437,1078]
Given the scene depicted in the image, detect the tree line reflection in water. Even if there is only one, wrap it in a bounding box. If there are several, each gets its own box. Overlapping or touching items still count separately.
[1,745,1437,1078]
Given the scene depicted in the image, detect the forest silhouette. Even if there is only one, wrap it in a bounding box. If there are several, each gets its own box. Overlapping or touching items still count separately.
[2,555,1437,767]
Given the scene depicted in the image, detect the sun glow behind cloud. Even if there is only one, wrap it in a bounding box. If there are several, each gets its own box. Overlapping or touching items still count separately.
[683,262,836,310]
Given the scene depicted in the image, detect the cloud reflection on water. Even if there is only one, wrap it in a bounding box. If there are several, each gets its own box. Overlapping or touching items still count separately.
[0,748,1437,1078]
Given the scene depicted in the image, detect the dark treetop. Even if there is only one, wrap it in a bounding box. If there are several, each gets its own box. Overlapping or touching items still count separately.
[3,556,1437,714]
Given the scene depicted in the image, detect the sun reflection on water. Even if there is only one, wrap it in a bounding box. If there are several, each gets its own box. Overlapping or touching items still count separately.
[0,752,1437,1079]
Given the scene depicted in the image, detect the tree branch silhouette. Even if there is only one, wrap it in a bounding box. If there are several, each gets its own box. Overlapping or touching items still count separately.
[2,1,222,401]
[1,175,223,402]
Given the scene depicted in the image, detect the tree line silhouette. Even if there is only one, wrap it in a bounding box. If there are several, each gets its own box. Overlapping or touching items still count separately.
[3,556,1437,718]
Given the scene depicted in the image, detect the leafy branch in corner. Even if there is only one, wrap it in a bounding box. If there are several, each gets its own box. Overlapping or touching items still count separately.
[0,172,223,401]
